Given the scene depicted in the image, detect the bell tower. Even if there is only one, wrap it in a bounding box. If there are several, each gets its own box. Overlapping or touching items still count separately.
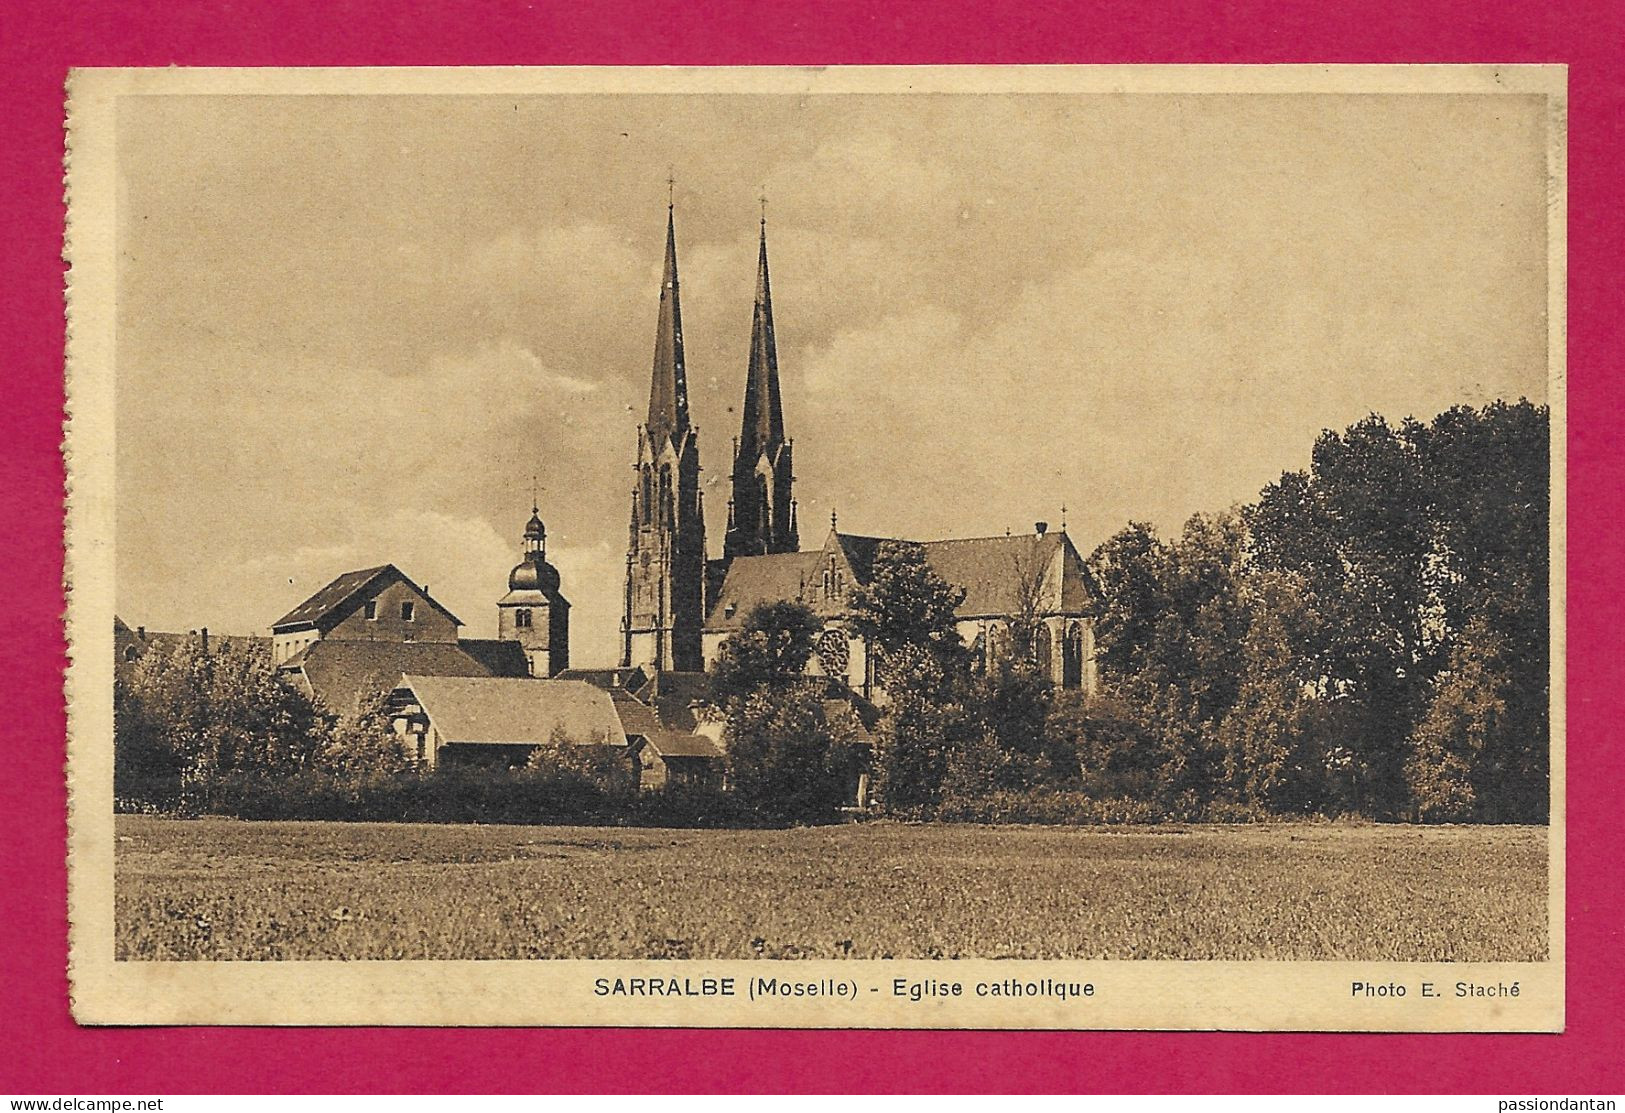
[724,212,798,559]
[622,201,708,672]
[498,504,570,677]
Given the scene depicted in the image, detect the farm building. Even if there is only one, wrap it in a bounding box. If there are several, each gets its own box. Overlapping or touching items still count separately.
[387,674,722,788]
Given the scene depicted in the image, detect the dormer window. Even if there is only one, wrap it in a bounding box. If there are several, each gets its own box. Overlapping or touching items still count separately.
[400,601,415,622]
[363,600,377,620]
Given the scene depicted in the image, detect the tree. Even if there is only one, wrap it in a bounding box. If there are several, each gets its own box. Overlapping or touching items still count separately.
[1245,404,1550,819]
[846,541,967,674]
[1084,511,1251,810]
[980,655,1054,767]
[316,688,413,776]
[725,685,852,823]
[1044,690,1161,801]
[1006,533,1053,662]
[1248,415,1435,815]
[1416,401,1549,822]
[1215,571,1329,813]
[525,725,638,796]
[115,637,327,796]
[1405,615,1542,823]
[871,643,979,808]
[712,601,822,703]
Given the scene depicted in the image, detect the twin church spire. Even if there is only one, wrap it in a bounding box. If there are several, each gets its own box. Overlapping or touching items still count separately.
[622,200,798,672]
[725,216,799,559]
[645,206,690,445]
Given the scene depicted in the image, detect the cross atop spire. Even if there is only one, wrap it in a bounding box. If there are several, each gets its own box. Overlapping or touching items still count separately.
[645,204,689,442]
[666,169,675,210]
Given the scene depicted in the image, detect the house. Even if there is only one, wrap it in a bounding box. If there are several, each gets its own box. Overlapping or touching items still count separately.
[270,564,461,665]
[114,616,269,674]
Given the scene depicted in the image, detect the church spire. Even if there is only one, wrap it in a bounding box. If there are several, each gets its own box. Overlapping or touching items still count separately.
[737,216,784,461]
[645,204,689,443]
[623,195,708,674]
[723,211,798,560]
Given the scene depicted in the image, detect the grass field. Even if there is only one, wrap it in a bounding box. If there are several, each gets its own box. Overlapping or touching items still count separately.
[113,816,1548,961]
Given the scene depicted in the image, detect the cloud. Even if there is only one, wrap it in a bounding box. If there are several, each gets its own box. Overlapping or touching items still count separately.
[113,91,1549,667]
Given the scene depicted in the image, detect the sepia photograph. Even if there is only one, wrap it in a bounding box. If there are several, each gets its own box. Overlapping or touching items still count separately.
[64,65,1564,1029]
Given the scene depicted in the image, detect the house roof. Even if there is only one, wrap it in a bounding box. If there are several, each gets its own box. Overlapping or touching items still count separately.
[456,639,532,678]
[401,675,628,748]
[283,640,508,717]
[559,666,650,696]
[645,671,713,731]
[272,564,463,632]
[642,731,724,760]
[609,692,665,738]
[114,619,270,666]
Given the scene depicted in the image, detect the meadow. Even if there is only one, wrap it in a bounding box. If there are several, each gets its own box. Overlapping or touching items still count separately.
[113,816,1548,961]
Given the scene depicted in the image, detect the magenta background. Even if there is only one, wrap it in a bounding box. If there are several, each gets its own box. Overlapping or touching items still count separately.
[2,0,1620,1093]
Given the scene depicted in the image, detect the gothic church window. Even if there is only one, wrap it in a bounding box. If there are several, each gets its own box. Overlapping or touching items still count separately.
[816,629,850,678]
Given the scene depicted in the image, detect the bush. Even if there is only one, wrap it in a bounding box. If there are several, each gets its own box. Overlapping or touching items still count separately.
[932,790,1170,826]
[133,764,759,828]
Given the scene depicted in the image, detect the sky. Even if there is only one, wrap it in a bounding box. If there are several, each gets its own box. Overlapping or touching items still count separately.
[114,90,1551,666]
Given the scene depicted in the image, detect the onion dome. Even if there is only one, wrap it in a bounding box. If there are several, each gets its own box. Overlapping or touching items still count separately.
[508,505,560,592]
[509,555,561,593]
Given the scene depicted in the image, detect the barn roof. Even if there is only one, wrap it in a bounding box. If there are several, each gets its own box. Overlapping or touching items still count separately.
[401,676,628,748]
[272,564,463,632]
[457,639,532,677]
[609,692,665,738]
[282,640,514,717]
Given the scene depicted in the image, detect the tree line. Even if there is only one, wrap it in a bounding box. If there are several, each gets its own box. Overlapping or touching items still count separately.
[802,400,1547,823]
[116,400,1549,827]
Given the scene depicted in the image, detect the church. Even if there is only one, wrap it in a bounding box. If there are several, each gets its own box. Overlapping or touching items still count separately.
[616,202,1098,697]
